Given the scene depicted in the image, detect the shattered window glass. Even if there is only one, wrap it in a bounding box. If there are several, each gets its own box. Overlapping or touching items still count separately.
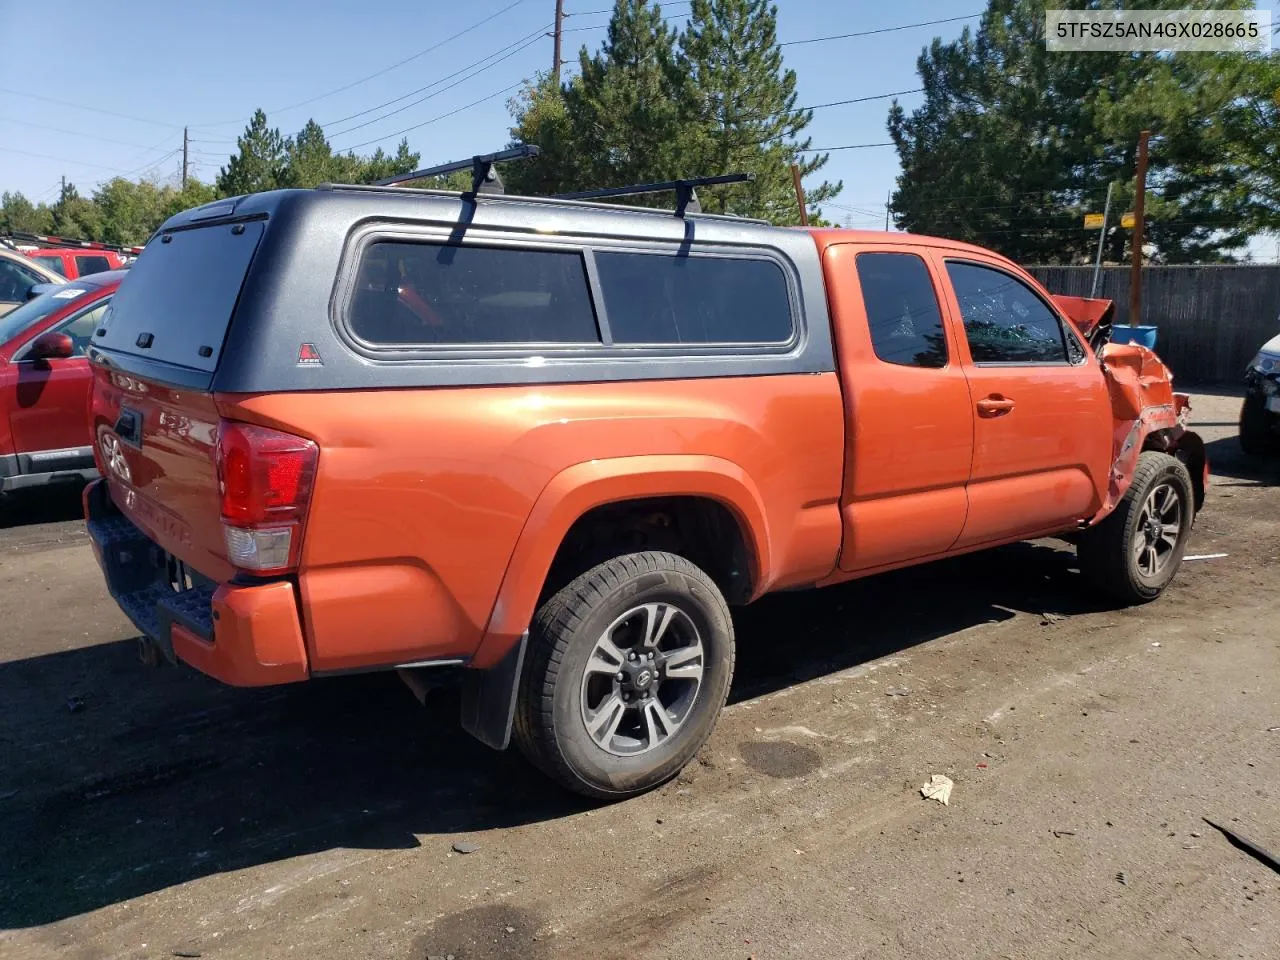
[946,261,1070,364]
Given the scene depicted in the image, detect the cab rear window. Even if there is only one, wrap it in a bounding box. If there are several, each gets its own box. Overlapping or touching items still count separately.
[93,222,264,372]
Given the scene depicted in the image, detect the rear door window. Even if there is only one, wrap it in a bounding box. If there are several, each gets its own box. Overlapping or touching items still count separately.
[855,252,948,368]
[93,222,264,372]
[348,241,599,346]
[593,251,793,345]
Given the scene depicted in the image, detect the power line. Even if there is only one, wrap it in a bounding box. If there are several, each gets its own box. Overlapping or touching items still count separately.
[0,116,177,152]
[780,13,982,47]
[804,89,922,111]
[0,89,180,130]
[324,26,550,131]
[327,37,542,144]
[342,81,527,151]
[190,0,533,128]
[799,142,896,151]
[0,145,145,173]
[571,2,690,15]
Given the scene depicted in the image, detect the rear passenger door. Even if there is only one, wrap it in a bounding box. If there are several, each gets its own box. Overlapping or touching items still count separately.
[938,257,1112,549]
[823,243,974,572]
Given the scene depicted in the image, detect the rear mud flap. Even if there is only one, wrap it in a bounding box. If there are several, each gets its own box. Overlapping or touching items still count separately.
[459,631,528,751]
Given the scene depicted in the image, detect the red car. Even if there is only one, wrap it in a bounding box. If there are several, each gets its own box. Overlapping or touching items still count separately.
[4,231,141,281]
[26,246,132,281]
[0,270,123,494]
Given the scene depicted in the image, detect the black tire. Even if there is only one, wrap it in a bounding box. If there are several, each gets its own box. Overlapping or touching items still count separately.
[1239,393,1278,456]
[513,551,734,800]
[1077,451,1194,605]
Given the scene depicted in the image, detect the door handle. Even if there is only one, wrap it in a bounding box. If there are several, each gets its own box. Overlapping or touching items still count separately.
[976,395,1015,417]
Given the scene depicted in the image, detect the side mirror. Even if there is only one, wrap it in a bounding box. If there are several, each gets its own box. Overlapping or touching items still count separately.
[30,332,75,360]
[26,283,59,301]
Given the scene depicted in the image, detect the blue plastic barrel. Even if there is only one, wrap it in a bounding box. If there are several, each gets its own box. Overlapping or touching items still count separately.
[1110,324,1158,350]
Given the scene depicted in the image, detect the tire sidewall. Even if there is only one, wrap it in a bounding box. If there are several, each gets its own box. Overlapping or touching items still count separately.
[1240,392,1278,455]
[1122,459,1194,599]
[549,564,733,797]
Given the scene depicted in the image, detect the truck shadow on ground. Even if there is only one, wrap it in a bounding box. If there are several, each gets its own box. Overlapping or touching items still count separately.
[1204,435,1280,486]
[0,483,87,529]
[0,540,1096,929]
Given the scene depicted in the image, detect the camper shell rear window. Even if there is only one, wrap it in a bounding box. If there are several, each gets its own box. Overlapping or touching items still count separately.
[93,221,264,372]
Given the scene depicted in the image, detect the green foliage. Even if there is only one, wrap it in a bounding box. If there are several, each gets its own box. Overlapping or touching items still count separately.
[354,139,422,185]
[216,109,288,196]
[51,181,104,240]
[1212,51,1280,240]
[2,117,420,248]
[680,0,839,221]
[888,0,1274,264]
[0,191,53,234]
[508,0,833,223]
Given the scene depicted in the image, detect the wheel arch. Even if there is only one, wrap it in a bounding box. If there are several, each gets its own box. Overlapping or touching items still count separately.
[470,454,772,671]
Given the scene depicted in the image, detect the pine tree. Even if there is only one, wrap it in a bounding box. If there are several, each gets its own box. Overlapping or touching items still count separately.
[509,0,692,196]
[357,139,422,184]
[508,0,840,220]
[680,0,839,222]
[283,119,341,188]
[216,109,288,196]
[888,0,1268,263]
[50,182,103,239]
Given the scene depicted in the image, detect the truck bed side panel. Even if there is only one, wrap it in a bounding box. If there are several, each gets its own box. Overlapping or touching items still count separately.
[224,374,845,673]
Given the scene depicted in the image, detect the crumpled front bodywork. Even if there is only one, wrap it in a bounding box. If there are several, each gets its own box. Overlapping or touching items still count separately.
[1052,294,1115,349]
[1092,341,1207,524]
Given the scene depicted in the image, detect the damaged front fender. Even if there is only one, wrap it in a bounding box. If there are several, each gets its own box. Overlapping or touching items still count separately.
[1091,341,1207,524]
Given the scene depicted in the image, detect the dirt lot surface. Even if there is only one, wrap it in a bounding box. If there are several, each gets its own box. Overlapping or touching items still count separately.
[1,390,1277,960]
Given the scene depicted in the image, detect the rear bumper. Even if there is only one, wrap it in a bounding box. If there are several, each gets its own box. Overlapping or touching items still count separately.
[83,478,309,686]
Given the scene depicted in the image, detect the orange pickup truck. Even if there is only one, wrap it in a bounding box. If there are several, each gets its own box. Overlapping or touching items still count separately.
[82,160,1206,799]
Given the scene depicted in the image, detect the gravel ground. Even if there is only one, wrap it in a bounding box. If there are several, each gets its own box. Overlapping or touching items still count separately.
[0,390,1276,960]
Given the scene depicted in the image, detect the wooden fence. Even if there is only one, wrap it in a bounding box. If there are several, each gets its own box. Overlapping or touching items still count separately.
[1027,265,1280,384]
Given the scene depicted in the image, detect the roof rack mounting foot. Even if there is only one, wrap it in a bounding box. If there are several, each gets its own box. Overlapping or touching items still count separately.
[372,144,542,194]
[552,173,753,217]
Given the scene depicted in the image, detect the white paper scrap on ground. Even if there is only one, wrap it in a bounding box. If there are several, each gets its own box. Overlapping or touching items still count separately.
[1183,553,1228,561]
[921,774,954,805]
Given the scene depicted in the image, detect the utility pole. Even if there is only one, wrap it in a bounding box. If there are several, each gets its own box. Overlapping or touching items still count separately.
[182,126,189,191]
[1090,180,1114,298]
[60,175,66,199]
[790,164,809,226]
[1129,129,1150,327]
[884,189,891,231]
[552,0,565,86]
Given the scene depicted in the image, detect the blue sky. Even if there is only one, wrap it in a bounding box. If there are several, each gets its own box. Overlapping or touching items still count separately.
[0,0,976,225]
[0,0,1276,256]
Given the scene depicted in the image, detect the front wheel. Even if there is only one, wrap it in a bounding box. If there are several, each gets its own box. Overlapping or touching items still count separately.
[1077,451,1194,605]
[1239,393,1278,456]
[513,551,735,800]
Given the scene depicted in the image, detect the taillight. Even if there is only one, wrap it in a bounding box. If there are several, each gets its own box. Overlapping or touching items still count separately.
[215,420,318,574]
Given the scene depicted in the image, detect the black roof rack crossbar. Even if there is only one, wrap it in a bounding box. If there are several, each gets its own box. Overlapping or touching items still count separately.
[372,144,542,194]
[552,173,755,217]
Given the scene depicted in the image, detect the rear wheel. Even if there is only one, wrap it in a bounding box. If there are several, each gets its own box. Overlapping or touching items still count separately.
[1239,393,1278,456]
[1077,451,1193,605]
[513,551,734,800]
